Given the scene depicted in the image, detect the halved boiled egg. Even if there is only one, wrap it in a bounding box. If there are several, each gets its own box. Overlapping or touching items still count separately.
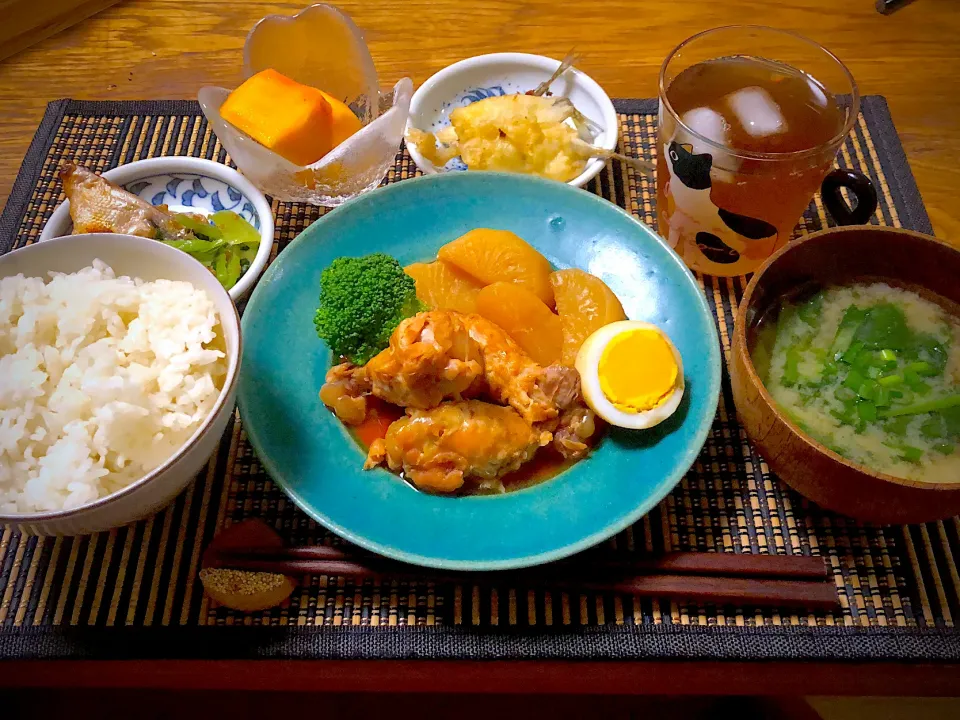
[575,321,684,429]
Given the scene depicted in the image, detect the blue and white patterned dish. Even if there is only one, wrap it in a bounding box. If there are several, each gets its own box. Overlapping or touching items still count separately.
[123,173,261,230]
[406,53,619,187]
[39,157,274,301]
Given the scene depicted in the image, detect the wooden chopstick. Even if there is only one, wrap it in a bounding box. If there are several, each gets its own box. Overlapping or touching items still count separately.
[206,545,835,609]
[212,545,828,580]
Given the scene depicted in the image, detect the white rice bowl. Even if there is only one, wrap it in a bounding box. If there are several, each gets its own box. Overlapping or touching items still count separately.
[0,260,226,513]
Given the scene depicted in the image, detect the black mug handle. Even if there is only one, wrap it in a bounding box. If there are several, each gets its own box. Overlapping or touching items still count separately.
[820,168,878,226]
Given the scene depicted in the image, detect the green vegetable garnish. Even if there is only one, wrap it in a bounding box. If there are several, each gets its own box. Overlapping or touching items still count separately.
[840,341,864,365]
[834,386,856,402]
[874,387,891,408]
[756,285,959,476]
[213,251,233,289]
[211,210,261,246]
[879,393,960,418]
[782,348,802,387]
[314,253,426,365]
[831,306,867,359]
[855,303,911,350]
[172,212,224,241]
[900,446,924,463]
[920,415,944,439]
[857,401,878,423]
[944,406,960,437]
[856,379,878,402]
[883,416,911,436]
[906,334,949,376]
[162,236,225,255]
[796,290,824,326]
[843,369,866,392]
[225,250,241,289]
[161,210,260,291]
[907,361,937,377]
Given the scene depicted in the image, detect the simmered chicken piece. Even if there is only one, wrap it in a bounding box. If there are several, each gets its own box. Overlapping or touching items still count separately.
[320,310,600,492]
[364,400,552,493]
[364,311,484,409]
[534,364,598,459]
[319,362,373,425]
[364,310,564,424]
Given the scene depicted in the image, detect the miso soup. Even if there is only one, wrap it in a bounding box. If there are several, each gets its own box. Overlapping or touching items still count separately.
[754,283,960,483]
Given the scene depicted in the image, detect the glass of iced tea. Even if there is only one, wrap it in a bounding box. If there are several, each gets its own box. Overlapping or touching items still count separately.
[657,26,877,276]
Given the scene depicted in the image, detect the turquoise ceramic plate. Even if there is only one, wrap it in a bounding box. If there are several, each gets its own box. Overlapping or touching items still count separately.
[238,172,721,570]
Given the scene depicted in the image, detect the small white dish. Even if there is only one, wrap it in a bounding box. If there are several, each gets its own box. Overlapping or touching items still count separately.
[39,157,274,301]
[405,52,619,188]
[0,233,241,536]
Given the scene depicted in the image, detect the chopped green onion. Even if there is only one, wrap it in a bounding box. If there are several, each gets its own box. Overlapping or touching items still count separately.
[857,379,879,401]
[783,348,802,387]
[874,387,891,408]
[884,416,912,435]
[879,394,960,418]
[877,374,903,388]
[879,349,897,363]
[900,446,924,463]
[831,305,867,358]
[840,341,865,365]
[907,361,937,377]
[834,386,857,403]
[843,370,866,392]
[920,416,944,439]
[797,291,825,326]
[934,443,956,455]
[857,401,878,423]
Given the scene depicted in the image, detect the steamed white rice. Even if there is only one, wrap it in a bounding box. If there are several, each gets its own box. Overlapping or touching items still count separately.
[0,260,226,514]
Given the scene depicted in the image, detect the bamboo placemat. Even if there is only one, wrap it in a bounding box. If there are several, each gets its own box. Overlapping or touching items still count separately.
[1,97,958,662]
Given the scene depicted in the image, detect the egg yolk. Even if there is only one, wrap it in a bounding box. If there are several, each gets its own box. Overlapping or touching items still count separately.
[598,329,678,412]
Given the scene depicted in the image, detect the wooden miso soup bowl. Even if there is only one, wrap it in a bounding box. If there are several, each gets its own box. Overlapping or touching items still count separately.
[730,226,960,524]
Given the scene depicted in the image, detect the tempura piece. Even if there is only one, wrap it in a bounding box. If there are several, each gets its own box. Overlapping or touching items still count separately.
[406,128,459,167]
[364,400,552,493]
[406,95,594,182]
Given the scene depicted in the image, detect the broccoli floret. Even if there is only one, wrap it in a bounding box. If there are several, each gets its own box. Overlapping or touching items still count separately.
[313,253,425,365]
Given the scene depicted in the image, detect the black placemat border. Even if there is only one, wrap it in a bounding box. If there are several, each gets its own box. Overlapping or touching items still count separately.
[0,96,955,663]
[859,96,934,235]
[0,99,70,255]
[3,623,960,661]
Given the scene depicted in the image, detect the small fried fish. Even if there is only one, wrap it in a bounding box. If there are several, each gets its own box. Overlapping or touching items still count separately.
[60,163,190,239]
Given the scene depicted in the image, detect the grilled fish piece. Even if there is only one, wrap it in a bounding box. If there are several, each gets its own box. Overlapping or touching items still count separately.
[59,163,190,239]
